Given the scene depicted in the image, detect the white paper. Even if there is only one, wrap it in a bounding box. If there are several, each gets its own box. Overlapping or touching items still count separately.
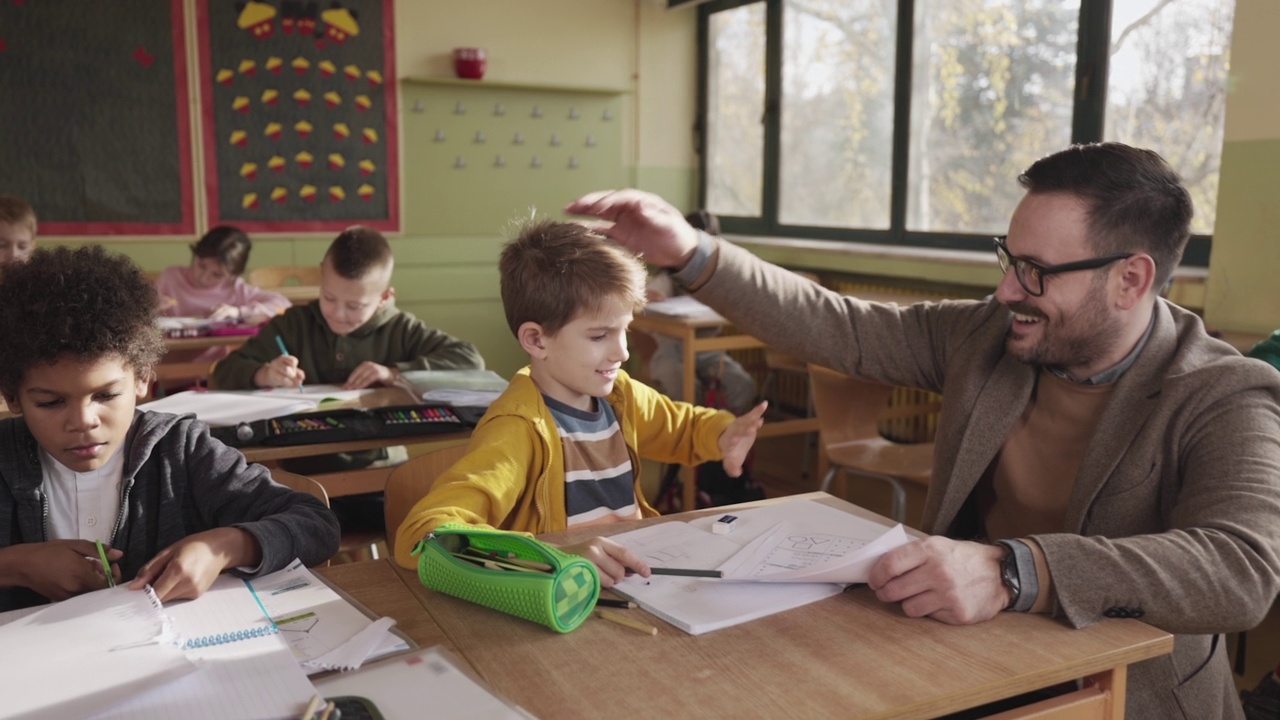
[138,387,373,427]
[642,295,726,321]
[0,586,196,720]
[315,646,533,719]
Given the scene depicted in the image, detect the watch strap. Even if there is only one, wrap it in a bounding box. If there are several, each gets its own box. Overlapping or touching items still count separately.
[997,539,1039,613]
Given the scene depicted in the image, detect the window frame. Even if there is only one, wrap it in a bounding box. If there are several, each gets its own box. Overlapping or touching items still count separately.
[695,0,1213,266]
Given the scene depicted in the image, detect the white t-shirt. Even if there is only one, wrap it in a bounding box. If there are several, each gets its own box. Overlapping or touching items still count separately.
[42,446,125,544]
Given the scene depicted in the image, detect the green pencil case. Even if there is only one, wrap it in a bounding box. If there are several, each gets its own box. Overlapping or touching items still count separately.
[413,523,600,633]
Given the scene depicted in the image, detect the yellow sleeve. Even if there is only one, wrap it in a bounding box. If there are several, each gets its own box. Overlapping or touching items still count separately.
[393,415,542,568]
[623,375,735,465]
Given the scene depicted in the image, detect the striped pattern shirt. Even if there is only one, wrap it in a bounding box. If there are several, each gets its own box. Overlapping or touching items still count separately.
[544,395,641,528]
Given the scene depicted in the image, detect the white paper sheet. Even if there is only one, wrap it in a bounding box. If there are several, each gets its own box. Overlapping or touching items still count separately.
[642,295,726,321]
[138,387,373,426]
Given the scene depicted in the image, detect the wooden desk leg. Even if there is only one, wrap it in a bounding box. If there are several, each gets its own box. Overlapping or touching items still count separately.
[680,327,699,511]
[1089,665,1126,720]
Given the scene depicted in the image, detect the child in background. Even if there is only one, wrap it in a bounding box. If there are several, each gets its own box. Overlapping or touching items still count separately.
[212,225,486,532]
[0,195,37,281]
[154,225,290,325]
[394,220,767,586]
[644,209,757,415]
[0,245,340,612]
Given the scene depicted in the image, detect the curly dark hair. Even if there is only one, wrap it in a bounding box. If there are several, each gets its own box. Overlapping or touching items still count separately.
[0,245,165,400]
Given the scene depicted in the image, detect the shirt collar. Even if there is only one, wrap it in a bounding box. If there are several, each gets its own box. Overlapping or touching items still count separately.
[1048,306,1156,385]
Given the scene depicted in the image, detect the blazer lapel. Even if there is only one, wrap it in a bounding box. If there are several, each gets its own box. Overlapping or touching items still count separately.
[932,353,1036,533]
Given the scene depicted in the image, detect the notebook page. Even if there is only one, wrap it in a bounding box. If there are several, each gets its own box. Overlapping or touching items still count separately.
[0,586,195,720]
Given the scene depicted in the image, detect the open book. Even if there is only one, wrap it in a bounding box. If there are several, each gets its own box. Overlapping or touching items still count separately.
[396,369,509,407]
[138,385,374,427]
[609,500,911,634]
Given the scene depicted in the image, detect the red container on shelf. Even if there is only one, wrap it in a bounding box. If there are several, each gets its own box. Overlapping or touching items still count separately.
[453,47,487,80]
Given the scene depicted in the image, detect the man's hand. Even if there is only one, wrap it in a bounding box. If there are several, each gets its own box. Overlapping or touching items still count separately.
[254,354,306,388]
[2,540,122,601]
[557,537,651,589]
[718,401,768,477]
[565,190,700,269]
[343,361,398,390]
[129,528,261,602]
[867,537,1009,625]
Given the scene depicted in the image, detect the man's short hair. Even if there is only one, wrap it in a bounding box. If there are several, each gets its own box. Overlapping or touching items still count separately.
[191,225,252,276]
[323,226,394,281]
[1019,142,1193,291]
[0,245,165,400]
[0,195,37,235]
[499,220,646,336]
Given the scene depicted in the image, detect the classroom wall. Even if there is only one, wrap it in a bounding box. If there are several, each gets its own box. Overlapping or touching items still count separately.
[1203,0,1280,333]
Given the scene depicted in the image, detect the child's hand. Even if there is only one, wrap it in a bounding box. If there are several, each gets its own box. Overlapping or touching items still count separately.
[718,401,768,477]
[129,528,261,602]
[6,540,122,600]
[208,303,241,322]
[343,361,398,389]
[255,354,306,387]
[556,537,651,589]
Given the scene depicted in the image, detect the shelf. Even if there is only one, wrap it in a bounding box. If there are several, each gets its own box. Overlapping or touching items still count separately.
[401,76,630,96]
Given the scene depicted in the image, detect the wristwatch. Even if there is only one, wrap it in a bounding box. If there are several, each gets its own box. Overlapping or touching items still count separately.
[997,541,1022,610]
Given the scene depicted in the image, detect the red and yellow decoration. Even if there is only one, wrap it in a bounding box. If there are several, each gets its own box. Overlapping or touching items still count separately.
[240,162,258,180]
[292,89,312,106]
[267,155,286,173]
[299,184,318,202]
[294,120,313,138]
[354,94,371,111]
[332,123,350,140]
[237,2,276,40]
[318,60,336,78]
[320,6,360,44]
[358,159,375,176]
[264,122,282,140]
[261,89,279,106]
[265,56,283,74]
[295,151,314,169]
[361,127,378,144]
[271,186,288,203]
[357,184,375,200]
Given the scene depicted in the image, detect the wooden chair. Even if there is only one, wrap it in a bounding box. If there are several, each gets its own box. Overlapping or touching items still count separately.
[807,364,938,523]
[269,469,332,567]
[248,264,321,288]
[383,443,471,554]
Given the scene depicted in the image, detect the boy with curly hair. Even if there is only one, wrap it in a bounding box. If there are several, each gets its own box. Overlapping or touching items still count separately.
[394,220,767,586]
[0,246,340,611]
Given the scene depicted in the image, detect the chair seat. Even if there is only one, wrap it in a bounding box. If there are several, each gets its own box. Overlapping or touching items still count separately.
[824,438,933,486]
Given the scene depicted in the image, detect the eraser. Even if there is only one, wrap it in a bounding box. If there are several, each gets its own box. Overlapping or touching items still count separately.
[712,514,738,535]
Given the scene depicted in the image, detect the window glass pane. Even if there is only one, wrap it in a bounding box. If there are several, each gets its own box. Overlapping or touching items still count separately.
[706,4,766,218]
[1104,0,1233,234]
[907,0,1079,233]
[779,0,895,229]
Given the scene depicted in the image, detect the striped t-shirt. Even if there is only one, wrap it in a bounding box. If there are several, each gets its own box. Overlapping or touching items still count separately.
[543,395,641,528]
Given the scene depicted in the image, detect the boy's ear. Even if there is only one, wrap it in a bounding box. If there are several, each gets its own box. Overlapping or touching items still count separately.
[379,285,395,307]
[517,321,550,359]
[135,370,154,400]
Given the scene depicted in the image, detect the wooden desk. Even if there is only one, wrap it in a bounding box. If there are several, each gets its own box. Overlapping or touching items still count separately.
[317,558,455,653]
[240,387,471,498]
[385,493,1172,719]
[630,308,820,510]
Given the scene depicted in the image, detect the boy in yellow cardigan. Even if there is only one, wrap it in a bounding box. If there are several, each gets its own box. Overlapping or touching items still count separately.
[395,220,766,586]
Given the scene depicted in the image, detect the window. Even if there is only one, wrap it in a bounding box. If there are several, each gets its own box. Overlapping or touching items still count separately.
[699,0,1235,264]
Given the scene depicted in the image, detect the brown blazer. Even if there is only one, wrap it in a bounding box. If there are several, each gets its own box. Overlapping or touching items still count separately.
[695,239,1280,719]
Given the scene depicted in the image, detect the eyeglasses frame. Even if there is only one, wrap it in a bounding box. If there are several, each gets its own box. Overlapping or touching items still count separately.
[993,236,1134,297]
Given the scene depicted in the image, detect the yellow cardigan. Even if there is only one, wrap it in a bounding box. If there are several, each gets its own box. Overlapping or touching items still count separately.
[394,367,734,568]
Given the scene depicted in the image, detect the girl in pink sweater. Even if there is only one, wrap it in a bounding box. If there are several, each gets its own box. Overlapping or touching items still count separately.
[155,226,289,323]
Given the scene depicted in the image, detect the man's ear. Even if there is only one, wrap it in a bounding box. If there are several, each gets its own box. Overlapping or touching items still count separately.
[1115,254,1157,310]
[517,321,550,359]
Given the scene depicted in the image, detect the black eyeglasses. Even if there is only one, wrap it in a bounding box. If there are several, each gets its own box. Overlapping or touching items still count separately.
[993,236,1133,297]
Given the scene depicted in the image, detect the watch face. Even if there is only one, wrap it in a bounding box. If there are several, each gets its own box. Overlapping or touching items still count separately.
[1000,546,1021,596]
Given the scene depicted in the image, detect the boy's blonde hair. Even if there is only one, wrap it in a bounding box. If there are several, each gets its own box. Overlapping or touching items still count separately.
[500,220,646,336]
[323,225,394,281]
[0,195,37,235]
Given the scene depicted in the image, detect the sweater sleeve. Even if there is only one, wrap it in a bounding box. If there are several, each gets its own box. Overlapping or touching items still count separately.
[623,375,735,466]
[210,312,297,388]
[393,416,541,568]
[181,419,341,572]
[230,278,291,320]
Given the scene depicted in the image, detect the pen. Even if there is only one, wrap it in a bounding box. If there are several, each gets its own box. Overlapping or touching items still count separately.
[300,695,323,720]
[596,608,658,635]
[273,335,304,392]
[595,597,636,609]
[647,567,723,578]
[95,539,115,588]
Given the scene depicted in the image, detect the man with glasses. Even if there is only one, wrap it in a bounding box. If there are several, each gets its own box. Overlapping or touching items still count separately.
[567,142,1280,719]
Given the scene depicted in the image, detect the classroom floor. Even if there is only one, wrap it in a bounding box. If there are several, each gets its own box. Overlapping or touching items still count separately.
[332,429,1280,699]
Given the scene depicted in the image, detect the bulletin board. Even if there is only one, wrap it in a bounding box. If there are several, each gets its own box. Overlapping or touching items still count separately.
[0,0,194,235]
[195,0,399,232]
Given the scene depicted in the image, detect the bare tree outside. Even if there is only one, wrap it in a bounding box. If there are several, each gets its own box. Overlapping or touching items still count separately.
[707,4,767,218]
[1105,0,1234,234]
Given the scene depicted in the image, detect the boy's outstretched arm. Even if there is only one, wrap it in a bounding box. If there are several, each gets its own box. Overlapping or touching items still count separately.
[0,540,122,601]
[718,401,768,477]
[128,527,261,602]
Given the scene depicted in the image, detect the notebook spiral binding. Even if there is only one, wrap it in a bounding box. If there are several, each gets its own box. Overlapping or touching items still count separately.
[181,625,279,650]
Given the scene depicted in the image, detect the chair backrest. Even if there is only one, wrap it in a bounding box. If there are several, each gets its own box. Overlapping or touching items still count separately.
[383,442,471,549]
[269,469,331,507]
[248,264,322,288]
[806,364,898,449]
[628,330,659,384]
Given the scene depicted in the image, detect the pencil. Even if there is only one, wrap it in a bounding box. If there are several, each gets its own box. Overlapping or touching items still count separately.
[273,335,304,392]
[300,695,323,720]
[595,597,635,609]
[596,608,658,635]
[317,700,336,720]
[95,539,115,588]
[647,567,723,578]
